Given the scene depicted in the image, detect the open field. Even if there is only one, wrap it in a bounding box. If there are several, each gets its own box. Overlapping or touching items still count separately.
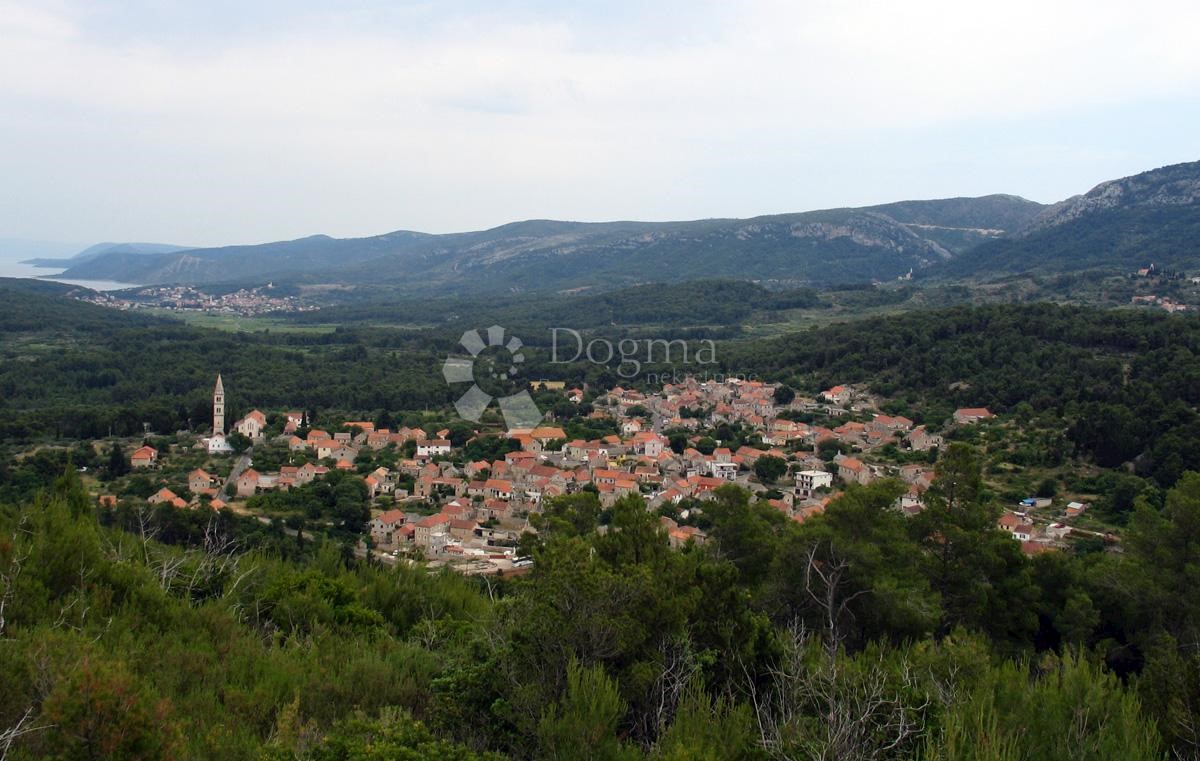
[146,308,340,334]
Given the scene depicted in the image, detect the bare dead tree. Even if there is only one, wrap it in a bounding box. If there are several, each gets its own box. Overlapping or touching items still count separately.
[182,512,245,600]
[152,551,188,592]
[100,530,133,565]
[225,562,260,608]
[803,543,869,660]
[131,510,260,607]
[0,707,53,761]
[411,617,441,651]
[51,557,98,635]
[746,620,929,761]
[742,620,812,760]
[1169,684,1200,761]
[480,574,498,603]
[136,505,157,552]
[0,514,32,638]
[633,633,700,746]
[925,660,962,709]
[810,654,927,761]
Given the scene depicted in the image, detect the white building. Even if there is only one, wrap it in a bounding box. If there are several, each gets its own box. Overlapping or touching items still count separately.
[796,469,833,497]
[205,434,234,455]
[416,439,452,458]
[709,461,738,481]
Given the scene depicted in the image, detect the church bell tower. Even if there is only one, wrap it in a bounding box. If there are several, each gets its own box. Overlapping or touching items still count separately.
[213,374,226,435]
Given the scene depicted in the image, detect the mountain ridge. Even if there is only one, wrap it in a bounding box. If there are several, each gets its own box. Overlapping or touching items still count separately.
[935,160,1200,278]
[59,195,1044,291]
[21,241,189,268]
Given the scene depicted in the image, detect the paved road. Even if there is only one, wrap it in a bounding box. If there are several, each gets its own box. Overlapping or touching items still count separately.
[222,447,254,497]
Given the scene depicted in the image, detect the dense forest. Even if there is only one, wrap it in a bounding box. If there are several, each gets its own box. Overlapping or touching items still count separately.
[937,204,1200,278]
[0,283,458,440]
[283,280,822,331]
[3,447,1199,758]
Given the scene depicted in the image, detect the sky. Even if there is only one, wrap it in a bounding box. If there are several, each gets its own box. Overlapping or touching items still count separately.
[1,0,1199,249]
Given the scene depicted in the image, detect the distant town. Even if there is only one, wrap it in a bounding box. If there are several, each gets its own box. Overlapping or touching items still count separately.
[51,262,1200,321]
[72,283,319,317]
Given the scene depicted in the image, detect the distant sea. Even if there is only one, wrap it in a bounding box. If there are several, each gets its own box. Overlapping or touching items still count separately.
[0,255,141,292]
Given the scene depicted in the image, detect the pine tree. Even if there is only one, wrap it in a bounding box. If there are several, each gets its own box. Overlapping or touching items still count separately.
[106,442,129,479]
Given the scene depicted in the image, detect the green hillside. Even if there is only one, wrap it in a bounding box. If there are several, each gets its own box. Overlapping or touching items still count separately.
[938,203,1200,278]
[938,161,1200,279]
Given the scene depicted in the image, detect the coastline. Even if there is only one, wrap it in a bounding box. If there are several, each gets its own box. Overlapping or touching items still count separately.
[0,258,141,292]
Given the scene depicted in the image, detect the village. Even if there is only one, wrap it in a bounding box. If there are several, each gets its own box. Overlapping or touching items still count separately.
[71,283,319,316]
[107,373,1096,576]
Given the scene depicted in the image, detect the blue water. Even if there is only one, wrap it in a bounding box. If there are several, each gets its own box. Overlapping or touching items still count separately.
[0,256,141,292]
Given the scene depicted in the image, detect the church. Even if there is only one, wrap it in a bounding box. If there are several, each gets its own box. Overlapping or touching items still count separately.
[203,374,234,455]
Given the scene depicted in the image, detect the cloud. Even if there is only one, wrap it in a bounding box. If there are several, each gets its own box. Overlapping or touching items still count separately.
[0,0,1198,244]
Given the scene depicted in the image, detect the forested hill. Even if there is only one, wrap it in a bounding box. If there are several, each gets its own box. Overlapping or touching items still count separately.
[0,278,164,334]
[20,241,188,268]
[935,160,1200,278]
[0,295,456,442]
[57,195,1043,291]
[286,279,822,331]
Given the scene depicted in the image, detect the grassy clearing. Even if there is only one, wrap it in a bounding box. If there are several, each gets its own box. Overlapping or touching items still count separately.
[147,309,338,334]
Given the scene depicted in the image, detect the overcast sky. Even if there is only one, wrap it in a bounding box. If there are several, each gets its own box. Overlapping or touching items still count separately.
[2,0,1199,248]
